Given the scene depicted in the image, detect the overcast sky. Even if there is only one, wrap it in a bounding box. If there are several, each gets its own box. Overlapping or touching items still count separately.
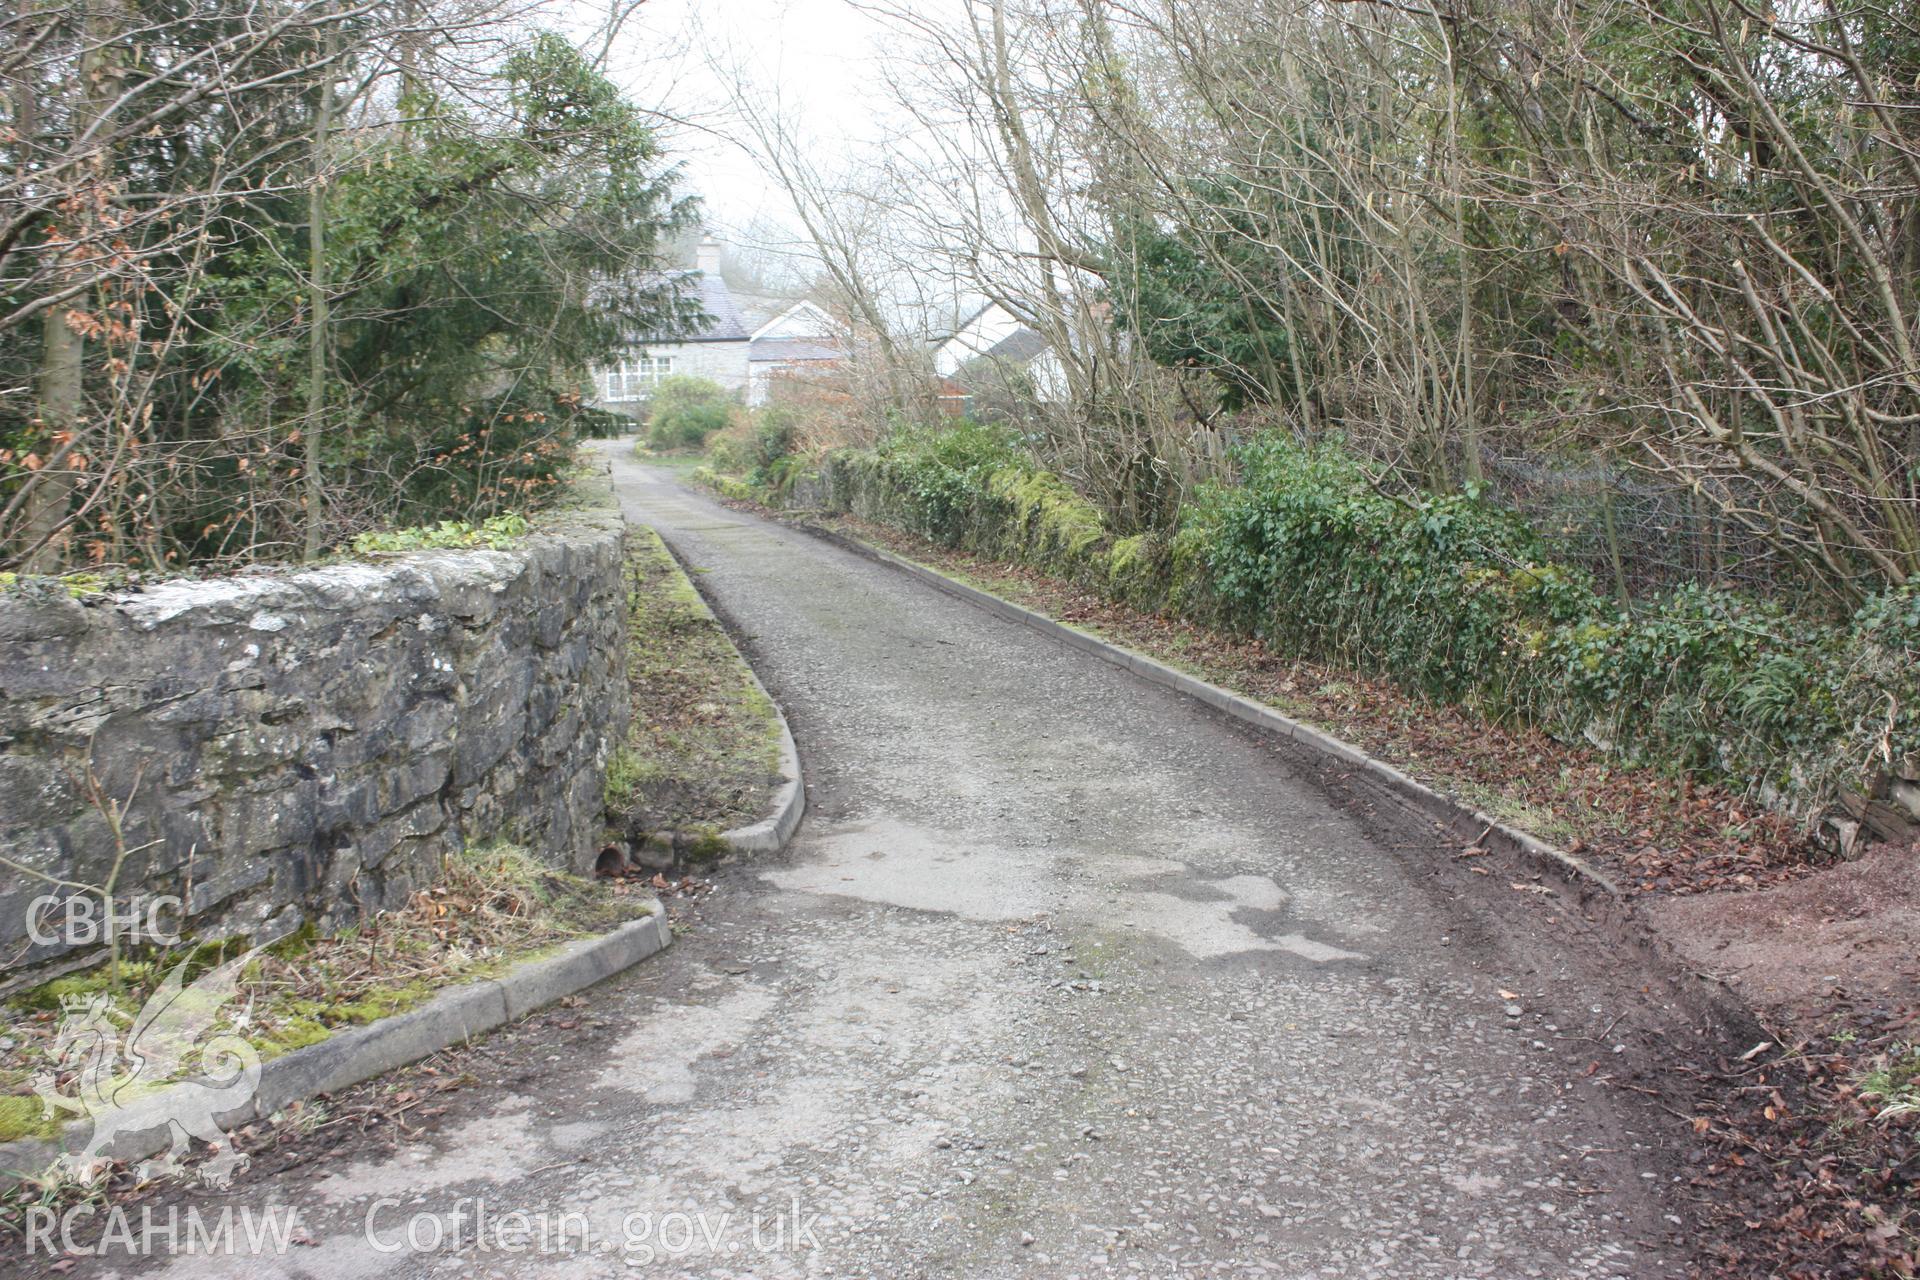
[603,0,903,248]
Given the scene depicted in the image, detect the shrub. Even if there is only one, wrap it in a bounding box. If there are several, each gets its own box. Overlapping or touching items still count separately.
[1194,434,1588,705]
[748,407,798,483]
[806,427,1920,814]
[866,422,1027,545]
[705,420,753,475]
[1187,434,1920,797]
[705,404,802,488]
[644,377,735,450]
[383,386,579,526]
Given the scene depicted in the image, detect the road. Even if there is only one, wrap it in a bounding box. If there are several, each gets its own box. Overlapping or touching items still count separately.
[87,448,1700,1279]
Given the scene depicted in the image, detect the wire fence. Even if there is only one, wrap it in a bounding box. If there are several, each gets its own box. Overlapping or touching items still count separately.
[1482,455,1806,604]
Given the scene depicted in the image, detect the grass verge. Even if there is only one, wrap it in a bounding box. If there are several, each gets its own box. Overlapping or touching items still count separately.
[605,527,783,849]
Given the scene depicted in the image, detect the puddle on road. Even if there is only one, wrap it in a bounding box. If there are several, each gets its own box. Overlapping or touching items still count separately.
[771,819,1366,964]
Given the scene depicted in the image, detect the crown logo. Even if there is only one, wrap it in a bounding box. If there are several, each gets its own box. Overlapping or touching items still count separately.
[58,990,120,1019]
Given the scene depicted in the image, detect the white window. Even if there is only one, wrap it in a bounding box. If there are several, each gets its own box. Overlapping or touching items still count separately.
[603,355,675,401]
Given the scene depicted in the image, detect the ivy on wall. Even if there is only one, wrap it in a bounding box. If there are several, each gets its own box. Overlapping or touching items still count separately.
[806,430,1919,817]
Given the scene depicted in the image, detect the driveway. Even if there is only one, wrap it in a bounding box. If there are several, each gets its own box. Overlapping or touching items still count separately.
[75,448,1700,1279]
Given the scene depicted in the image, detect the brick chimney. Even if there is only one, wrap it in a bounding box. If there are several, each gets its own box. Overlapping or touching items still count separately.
[695,232,723,277]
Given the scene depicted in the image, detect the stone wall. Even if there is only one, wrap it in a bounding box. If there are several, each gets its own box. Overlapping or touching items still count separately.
[0,510,628,981]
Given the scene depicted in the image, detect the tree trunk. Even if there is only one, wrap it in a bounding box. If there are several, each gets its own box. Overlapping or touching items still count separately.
[20,0,126,572]
[1438,7,1481,487]
[304,22,339,562]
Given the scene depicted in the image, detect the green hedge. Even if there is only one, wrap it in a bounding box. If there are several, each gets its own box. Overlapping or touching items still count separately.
[644,376,734,450]
[807,429,1919,812]
[1196,437,1920,801]
[817,424,1114,585]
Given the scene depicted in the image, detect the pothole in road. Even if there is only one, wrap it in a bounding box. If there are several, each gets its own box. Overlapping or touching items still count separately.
[768,819,1366,964]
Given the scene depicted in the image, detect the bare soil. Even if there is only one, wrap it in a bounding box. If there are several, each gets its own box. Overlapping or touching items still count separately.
[1655,843,1920,1022]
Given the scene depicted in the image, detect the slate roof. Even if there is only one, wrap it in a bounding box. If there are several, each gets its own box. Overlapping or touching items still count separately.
[733,289,805,333]
[981,327,1051,364]
[672,270,751,342]
[750,337,844,363]
[618,269,748,344]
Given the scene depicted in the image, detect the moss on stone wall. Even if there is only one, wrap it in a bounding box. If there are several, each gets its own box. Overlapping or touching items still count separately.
[692,467,759,504]
[0,501,630,985]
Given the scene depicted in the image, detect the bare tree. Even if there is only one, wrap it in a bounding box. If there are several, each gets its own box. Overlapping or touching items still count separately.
[2,0,692,572]
[834,0,1917,597]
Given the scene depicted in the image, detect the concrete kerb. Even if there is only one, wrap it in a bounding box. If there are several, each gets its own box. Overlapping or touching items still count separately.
[799,521,1621,900]
[717,658,806,856]
[0,909,672,1183]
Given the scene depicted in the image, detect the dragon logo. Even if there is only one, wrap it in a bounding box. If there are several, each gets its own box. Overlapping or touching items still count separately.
[32,948,264,1187]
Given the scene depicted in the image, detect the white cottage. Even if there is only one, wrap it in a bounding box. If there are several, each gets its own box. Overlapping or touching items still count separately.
[929,300,1068,406]
[589,235,753,415]
[590,237,849,415]
[747,301,846,407]
[930,301,1028,378]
